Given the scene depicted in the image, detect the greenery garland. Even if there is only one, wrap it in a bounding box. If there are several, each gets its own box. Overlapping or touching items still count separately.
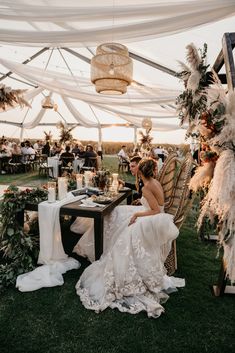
[0,185,47,289]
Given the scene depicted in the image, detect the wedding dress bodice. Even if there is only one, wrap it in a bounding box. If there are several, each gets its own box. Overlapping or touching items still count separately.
[140,196,164,213]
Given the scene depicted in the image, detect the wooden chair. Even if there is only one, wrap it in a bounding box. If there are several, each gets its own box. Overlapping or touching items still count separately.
[162,153,194,275]
[81,156,98,172]
[60,156,74,175]
[38,155,54,178]
[8,154,22,174]
[118,156,129,173]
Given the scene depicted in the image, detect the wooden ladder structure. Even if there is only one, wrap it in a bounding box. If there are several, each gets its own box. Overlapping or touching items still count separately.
[209,33,235,296]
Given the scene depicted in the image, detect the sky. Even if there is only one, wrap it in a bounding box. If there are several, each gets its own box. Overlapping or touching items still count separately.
[0,11,234,145]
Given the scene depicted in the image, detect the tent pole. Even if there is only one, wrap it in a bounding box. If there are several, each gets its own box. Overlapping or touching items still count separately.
[20,126,24,142]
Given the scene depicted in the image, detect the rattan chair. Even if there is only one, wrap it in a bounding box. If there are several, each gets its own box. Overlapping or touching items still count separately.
[162,153,194,275]
[158,152,181,208]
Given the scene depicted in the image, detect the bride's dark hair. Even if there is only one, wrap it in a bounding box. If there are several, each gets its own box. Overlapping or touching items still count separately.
[138,158,157,178]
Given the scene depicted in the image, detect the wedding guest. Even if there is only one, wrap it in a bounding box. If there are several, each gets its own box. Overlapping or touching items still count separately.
[119,156,143,203]
[41,141,51,157]
[117,145,130,163]
[72,143,81,156]
[83,144,97,168]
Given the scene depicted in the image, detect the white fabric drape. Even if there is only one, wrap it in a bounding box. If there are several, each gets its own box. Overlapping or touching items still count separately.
[0,0,234,46]
[0,58,184,131]
[62,96,98,127]
[0,58,178,105]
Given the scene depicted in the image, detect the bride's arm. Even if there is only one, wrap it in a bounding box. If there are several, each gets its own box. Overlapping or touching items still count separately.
[128,188,161,225]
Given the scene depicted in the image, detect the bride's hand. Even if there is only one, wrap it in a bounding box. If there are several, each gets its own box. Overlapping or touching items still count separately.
[128,214,137,226]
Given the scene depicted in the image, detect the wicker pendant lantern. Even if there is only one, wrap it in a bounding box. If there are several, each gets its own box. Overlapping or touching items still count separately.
[41,95,54,109]
[142,117,152,132]
[91,43,133,95]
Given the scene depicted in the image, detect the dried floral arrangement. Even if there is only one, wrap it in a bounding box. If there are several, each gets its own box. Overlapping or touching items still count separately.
[43,130,53,142]
[139,130,153,149]
[177,43,235,282]
[176,43,209,133]
[0,84,31,111]
[57,121,76,144]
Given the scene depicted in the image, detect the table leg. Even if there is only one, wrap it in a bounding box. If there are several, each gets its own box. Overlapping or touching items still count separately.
[94,215,104,260]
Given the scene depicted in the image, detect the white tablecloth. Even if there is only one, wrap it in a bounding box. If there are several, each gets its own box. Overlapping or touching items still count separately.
[16,192,86,292]
[47,157,85,177]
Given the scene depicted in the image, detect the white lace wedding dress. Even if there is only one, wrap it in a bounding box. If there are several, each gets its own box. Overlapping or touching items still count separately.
[73,197,185,318]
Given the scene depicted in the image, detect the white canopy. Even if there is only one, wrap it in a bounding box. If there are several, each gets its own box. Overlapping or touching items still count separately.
[0,0,234,144]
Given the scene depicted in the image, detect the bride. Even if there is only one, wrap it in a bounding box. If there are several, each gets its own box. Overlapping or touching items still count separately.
[73,158,184,318]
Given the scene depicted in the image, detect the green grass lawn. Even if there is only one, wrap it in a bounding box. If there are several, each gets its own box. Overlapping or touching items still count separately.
[0,156,235,353]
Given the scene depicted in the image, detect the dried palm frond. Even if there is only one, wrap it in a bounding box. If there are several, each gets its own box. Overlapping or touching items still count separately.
[44,130,52,142]
[139,130,153,146]
[186,43,201,70]
[189,162,215,192]
[0,84,31,111]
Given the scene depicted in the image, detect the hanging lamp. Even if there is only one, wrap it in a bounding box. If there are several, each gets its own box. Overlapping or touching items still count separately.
[142,117,152,132]
[91,43,133,95]
[41,95,54,109]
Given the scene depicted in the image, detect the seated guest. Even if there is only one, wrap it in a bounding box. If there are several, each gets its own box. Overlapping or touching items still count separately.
[78,145,86,158]
[119,156,143,204]
[12,142,21,155]
[25,141,36,159]
[72,143,81,156]
[60,145,75,166]
[83,144,97,168]
[41,141,51,157]
[117,145,130,164]
[51,142,62,156]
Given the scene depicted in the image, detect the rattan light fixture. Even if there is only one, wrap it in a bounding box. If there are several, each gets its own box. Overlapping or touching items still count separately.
[41,95,54,109]
[91,43,133,95]
[142,117,152,132]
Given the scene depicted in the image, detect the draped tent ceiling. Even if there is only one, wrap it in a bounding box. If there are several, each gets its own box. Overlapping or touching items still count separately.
[0,0,235,143]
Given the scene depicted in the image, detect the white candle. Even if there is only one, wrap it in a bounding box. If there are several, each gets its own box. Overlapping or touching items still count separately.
[84,171,91,187]
[76,174,83,189]
[48,187,56,203]
[58,177,68,200]
[112,173,119,193]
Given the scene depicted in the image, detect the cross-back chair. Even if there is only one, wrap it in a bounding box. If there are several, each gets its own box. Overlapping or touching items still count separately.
[60,156,74,175]
[160,153,194,275]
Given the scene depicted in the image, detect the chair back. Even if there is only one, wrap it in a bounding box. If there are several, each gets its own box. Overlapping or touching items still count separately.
[158,152,181,208]
[87,157,97,170]
[61,156,74,168]
[165,153,194,229]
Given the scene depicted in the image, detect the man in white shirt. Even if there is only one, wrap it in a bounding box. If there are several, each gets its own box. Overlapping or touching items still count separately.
[117,145,130,163]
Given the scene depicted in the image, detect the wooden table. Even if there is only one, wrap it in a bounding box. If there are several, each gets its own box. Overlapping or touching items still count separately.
[25,189,132,260]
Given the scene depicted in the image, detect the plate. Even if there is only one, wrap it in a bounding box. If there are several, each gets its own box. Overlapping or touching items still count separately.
[118,186,131,192]
[95,198,112,204]
[92,195,112,204]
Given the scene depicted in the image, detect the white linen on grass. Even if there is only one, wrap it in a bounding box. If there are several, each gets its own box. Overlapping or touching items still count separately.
[16,193,86,292]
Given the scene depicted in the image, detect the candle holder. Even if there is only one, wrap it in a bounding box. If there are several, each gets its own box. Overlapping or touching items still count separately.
[76,174,83,189]
[111,173,119,194]
[58,177,68,200]
[47,181,56,203]
[84,171,93,187]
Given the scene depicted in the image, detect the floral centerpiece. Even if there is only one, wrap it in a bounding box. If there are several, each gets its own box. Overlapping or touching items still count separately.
[93,170,110,190]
